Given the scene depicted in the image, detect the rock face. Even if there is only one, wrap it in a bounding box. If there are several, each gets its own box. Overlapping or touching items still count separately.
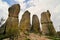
[31,15,41,33]
[8,4,20,18]
[57,31,60,37]
[0,23,6,34]
[5,4,20,40]
[19,11,31,33]
[41,10,56,36]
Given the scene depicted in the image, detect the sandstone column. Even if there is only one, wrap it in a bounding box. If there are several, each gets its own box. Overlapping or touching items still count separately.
[31,15,41,34]
[5,4,20,40]
[41,10,56,36]
[19,11,31,33]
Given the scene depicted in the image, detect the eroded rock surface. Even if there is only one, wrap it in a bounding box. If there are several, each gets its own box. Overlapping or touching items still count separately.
[31,15,41,33]
[1,4,20,40]
[19,11,31,33]
[5,4,20,40]
[8,4,20,18]
[41,10,56,36]
[57,31,60,37]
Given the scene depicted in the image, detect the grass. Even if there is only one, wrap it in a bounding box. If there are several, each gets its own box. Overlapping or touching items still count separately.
[46,36,60,40]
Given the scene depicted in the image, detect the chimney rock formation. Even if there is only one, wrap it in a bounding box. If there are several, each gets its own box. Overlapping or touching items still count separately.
[31,15,41,33]
[41,10,56,36]
[5,4,20,40]
[19,11,31,33]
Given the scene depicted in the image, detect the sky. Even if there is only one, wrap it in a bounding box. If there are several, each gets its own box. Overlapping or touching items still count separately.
[0,0,60,31]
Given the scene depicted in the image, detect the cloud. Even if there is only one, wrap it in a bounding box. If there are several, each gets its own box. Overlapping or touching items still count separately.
[0,0,9,20]
[2,0,17,5]
[52,5,60,31]
[0,0,9,26]
[54,5,60,13]
[26,0,60,31]
[0,0,60,31]
[15,0,25,3]
[14,0,60,31]
[15,0,35,11]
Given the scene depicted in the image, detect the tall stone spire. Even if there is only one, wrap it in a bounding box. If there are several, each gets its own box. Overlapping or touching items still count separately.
[5,4,20,40]
[41,10,56,36]
[19,10,31,33]
[31,15,41,33]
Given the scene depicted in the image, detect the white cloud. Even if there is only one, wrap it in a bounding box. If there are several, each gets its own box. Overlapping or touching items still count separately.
[54,5,60,13]
[15,0,25,3]
[0,0,9,26]
[0,0,9,19]
[52,5,60,31]
[27,0,60,31]
[15,0,26,10]
[15,0,60,31]
[1,0,59,31]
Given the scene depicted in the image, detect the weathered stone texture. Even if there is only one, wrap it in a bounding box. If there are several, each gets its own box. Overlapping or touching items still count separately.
[8,4,20,18]
[31,15,41,33]
[19,11,31,33]
[6,4,20,35]
[57,31,60,37]
[41,10,56,36]
[0,23,5,34]
[5,4,20,40]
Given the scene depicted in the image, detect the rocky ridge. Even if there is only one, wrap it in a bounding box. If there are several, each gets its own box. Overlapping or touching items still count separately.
[0,4,59,40]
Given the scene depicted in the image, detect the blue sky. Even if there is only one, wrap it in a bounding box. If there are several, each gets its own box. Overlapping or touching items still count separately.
[0,0,60,31]
[2,0,30,7]
[2,0,17,5]
[2,0,33,10]
[23,0,30,3]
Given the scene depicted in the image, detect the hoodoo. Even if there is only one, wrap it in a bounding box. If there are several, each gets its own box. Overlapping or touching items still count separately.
[31,15,41,33]
[19,11,31,33]
[41,10,56,36]
[5,4,20,40]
